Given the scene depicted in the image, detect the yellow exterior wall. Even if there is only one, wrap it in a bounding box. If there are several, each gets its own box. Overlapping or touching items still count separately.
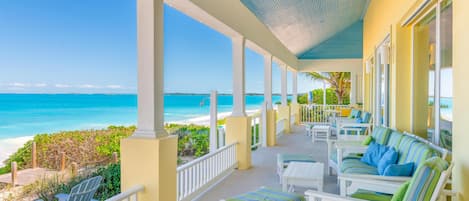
[363,0,424,131]
[453,0,469,198]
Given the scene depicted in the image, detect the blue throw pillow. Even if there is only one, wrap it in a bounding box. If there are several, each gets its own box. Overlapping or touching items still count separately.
[377,147,398,175]
[355,118,363,123]
[383,162,414,176]
[360,142,389,167]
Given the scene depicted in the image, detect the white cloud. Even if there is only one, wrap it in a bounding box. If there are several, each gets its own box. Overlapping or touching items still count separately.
[55,84,71,88]
[8,82,30,87]
[78,84,100,89]
[106,85,123,89]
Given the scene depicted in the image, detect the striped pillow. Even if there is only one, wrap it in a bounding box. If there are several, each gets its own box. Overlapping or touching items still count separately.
[403,157,448,201]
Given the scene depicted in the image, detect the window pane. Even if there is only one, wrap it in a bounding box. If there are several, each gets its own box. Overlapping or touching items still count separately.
[413,9,436,141]
[439,2,452,150]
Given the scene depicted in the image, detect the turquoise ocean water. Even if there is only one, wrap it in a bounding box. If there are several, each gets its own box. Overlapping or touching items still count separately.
[0,94,283,139]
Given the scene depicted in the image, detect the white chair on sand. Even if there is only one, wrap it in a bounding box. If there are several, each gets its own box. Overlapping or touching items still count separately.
[54,176,102,201]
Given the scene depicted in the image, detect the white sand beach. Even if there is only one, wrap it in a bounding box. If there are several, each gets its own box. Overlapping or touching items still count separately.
[0,136,34,167]
[0,109,262,167]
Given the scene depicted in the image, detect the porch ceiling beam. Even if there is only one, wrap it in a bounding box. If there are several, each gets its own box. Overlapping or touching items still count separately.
[165,0,298,69]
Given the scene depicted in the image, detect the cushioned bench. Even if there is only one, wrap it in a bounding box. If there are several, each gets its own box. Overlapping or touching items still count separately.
[336,128,448,196]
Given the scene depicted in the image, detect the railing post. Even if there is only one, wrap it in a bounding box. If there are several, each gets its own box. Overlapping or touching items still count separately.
[261,102,267,147]
[71,162,78,177]
[112,152,119,164]
[210,90,218,153]
[60,152,66,171]
[11,162,17,186]
[32,142,37,169]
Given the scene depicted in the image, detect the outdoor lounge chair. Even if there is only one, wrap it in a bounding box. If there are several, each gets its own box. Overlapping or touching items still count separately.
[277,153,315,182]
[306,157,454,201]
[54,176,102,201]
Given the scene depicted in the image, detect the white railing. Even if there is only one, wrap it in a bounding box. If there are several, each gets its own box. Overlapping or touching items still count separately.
[276,118,286,137]
[300,104,351,124]
[177,143,238,201]
[105,185,144,201]
[250,113,262,149]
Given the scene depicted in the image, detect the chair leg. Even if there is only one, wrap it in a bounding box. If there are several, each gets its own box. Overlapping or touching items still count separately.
[340,179,347,196]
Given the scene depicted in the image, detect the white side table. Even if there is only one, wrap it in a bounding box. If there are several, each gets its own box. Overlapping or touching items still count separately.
[282,162,324,192]
[311,125,331,142]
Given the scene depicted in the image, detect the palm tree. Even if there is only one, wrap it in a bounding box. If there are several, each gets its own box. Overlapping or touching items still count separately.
[305,72,351,105]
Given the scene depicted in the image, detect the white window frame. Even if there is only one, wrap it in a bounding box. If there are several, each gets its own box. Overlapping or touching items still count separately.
[374,36,391,127]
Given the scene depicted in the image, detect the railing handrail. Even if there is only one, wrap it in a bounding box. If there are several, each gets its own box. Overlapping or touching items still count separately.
[105,185,144,201]
[177,143,237,171]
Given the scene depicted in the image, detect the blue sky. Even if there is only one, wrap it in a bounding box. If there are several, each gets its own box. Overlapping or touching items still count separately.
[0,0,316,94]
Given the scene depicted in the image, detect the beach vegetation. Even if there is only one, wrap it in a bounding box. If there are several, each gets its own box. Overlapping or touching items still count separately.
[297,88,350,105]
[304,72,351,105]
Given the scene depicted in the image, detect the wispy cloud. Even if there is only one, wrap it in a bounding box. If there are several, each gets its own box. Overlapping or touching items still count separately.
[106,85,123,89]
[78,84,99,89]
[55,84,71,88]
[8,82,30,87]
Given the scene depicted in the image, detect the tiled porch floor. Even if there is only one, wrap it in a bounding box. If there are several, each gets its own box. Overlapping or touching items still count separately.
[199,125,339,201]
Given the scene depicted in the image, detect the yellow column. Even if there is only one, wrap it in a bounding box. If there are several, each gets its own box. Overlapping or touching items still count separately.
[225,116,252,170]
[265,109,277,146]
[278,105,291,134]
[121,135,177,201]
[453,0,469,198]
[290,103,300,125]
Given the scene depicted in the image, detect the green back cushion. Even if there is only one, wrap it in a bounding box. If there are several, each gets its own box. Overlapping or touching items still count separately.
[349,109,361,119]
[391,181,410,201]
[361,112,372,123]
[396,136,418,164]
[403,157,449,201]
[371,127,392,145]
[399,142,435,174]
[386,131,404,149]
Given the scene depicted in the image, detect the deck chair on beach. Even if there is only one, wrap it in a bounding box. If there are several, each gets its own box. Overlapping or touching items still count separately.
[54,176,102,201]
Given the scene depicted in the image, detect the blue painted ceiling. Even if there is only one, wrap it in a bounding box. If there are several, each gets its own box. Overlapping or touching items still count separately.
[241,0,367,59]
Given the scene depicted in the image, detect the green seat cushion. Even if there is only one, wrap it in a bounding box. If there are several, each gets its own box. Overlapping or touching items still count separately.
[226,187,305,201]
[351,190,392,201]
[390,181,410,201]
[329,149,363,163]
[340,159,379,175]
[371,127,392,145]
[278,154,315,166]
[403,157,449,201]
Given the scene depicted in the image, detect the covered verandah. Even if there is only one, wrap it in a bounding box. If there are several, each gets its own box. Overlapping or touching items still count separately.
[111,0,469,201]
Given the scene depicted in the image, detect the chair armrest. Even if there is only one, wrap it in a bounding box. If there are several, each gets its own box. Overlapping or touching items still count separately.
[305,190,365,201]
[339,123,372,128]
[339,173,411,183]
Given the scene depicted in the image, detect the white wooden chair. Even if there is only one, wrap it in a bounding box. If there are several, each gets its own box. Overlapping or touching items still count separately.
[54,176,102,201]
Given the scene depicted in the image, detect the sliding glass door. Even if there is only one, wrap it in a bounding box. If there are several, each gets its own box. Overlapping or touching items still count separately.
[413,0,452,150]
